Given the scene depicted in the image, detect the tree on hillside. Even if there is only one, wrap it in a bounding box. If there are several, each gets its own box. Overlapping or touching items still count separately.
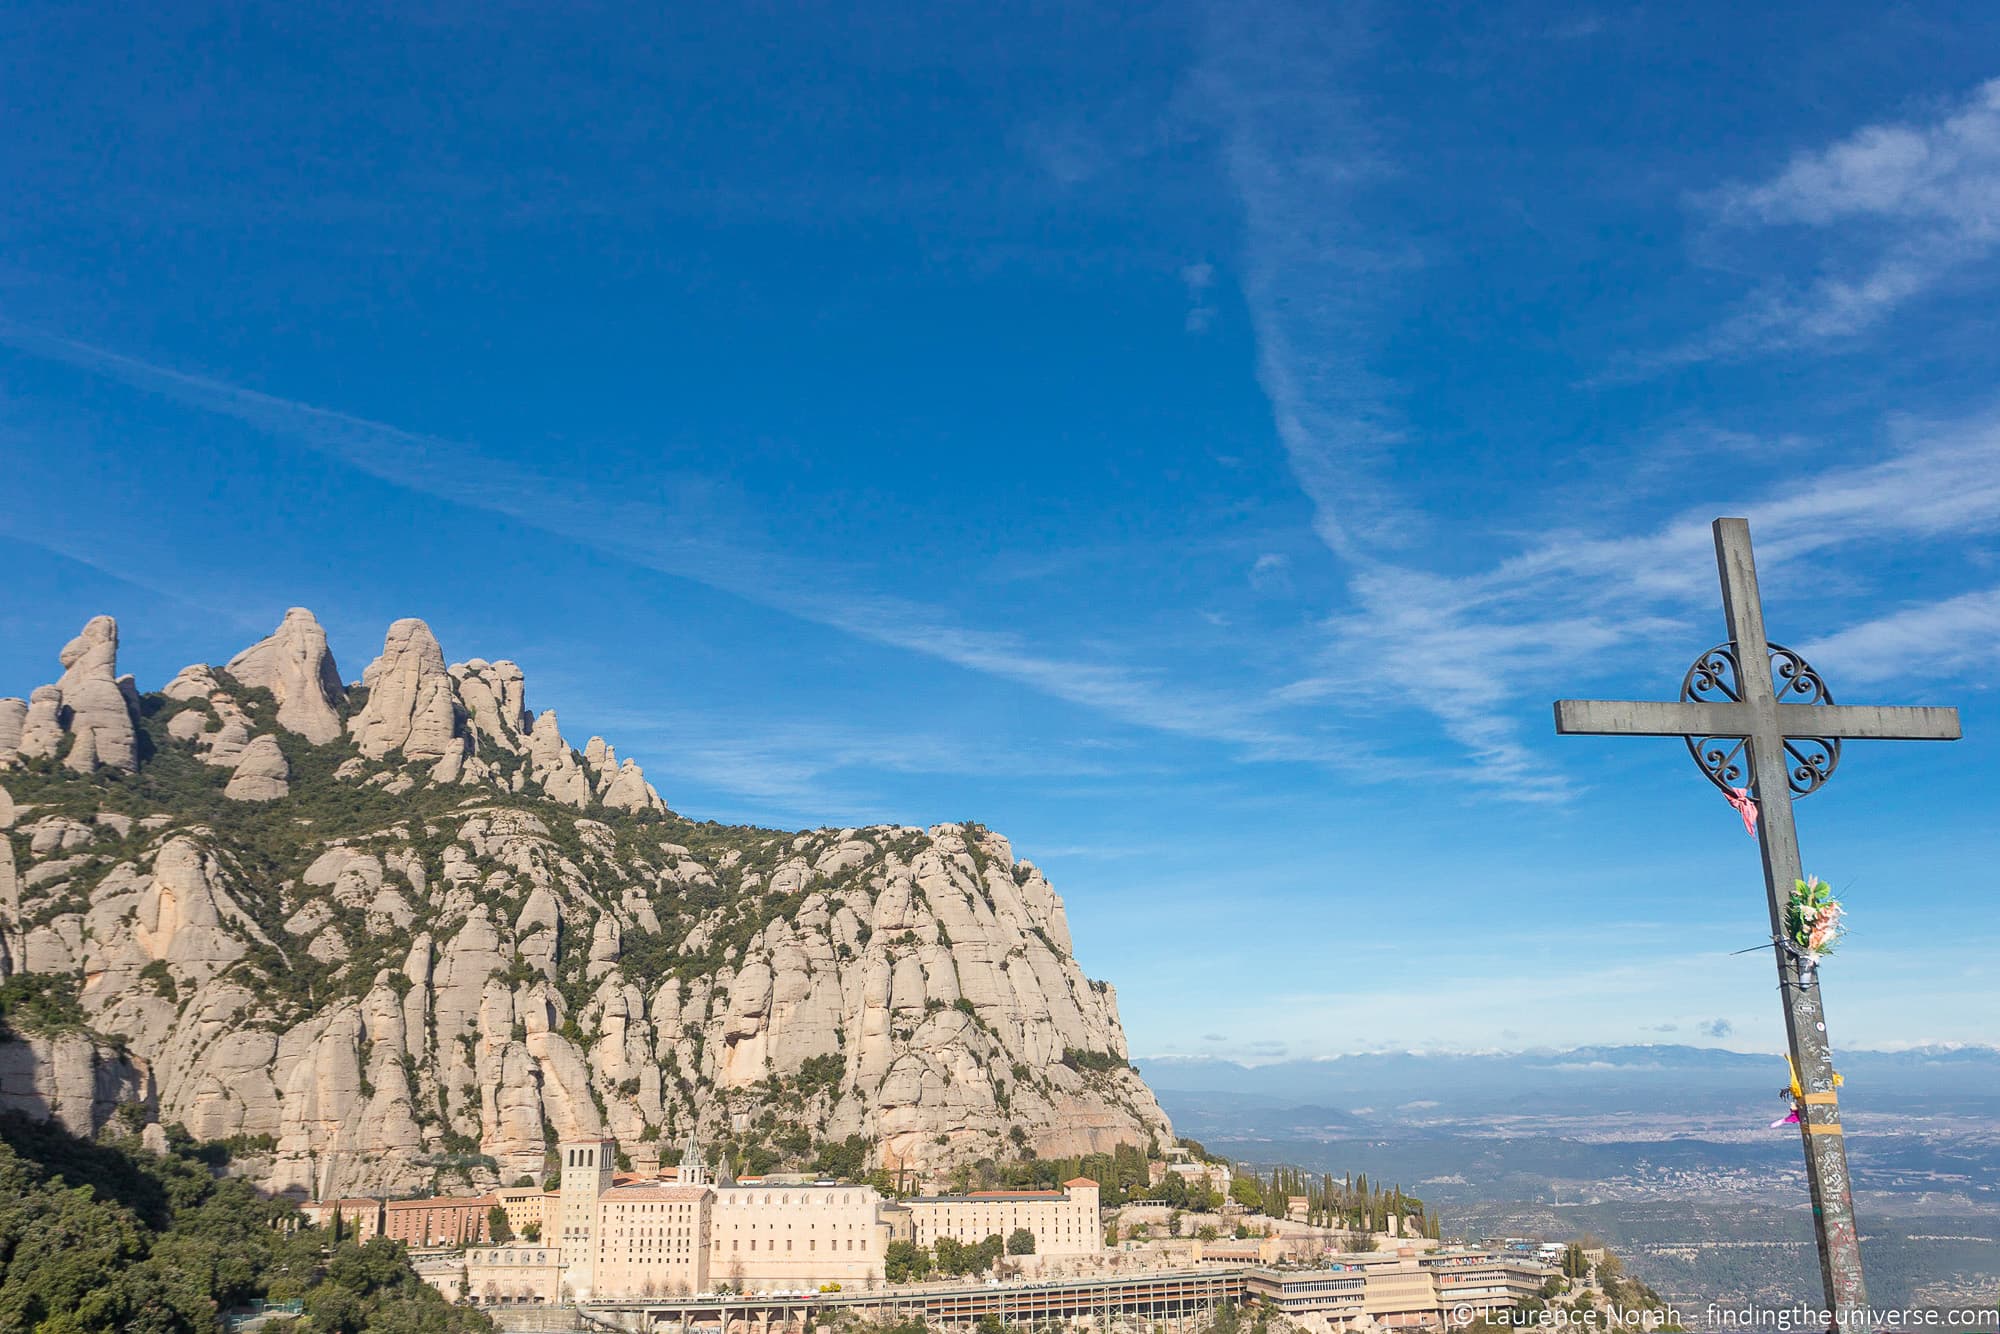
[885,1240,931,1283]
[933,1236,969,1276]
[972,1234,1005,1273]
[0,1111,489,1334]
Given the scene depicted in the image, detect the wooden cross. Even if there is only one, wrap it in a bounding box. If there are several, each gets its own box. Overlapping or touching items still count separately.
[1553,517,1960,1315]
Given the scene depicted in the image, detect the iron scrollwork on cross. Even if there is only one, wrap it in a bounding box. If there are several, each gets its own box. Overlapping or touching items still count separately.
[1680,642,1842,797]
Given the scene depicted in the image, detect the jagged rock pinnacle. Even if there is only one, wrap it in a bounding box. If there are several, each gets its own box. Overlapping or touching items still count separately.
[0,616,140,774]
[224,608,347,745]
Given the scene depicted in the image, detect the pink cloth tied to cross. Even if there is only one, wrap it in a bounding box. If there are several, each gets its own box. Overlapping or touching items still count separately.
[1726,787,1758,836]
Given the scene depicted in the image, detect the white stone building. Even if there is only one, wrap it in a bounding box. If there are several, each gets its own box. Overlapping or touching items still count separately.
[594,1181,713,1300]
[464,1137,1107,1304]
[905,1179,1102,1257]
[471,1134,896,1302]
[711,1181,888,1290]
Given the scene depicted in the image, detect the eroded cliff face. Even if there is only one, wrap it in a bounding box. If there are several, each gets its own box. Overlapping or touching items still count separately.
[0,612,1170,1197]
[0,1031,149,1137]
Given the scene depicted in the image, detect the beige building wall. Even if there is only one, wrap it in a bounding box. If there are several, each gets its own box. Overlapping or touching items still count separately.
[1360,1254,1443,1326]
[907,1179,1101,1257]
[382,1194,495,1248]
[300,1198,384,1240]
[593,1184,713,1300]
[711,1183,886,1290]
[414,1256,467,1301]
[559,1137,617,1297]
[466,1245,565,1305]
[494,1186,551,1239]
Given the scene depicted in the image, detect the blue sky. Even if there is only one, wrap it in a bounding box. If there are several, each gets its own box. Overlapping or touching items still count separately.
[3,2,1998,1061]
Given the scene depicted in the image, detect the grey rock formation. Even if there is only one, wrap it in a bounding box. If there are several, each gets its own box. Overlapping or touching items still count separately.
[54,616,139,773]
[164,672,257,768]
[224,608,347,744]
[17,686,66,762]
[453,659,528,753]
[526,711,592,807]
[0,698,25,762]
[0,612,1169,1198]
[4,618,142,773]
[225,734,291,801]
[601,758,666,814]
[350,618,464,765]
[0,1033,150,1136]
[163,664,222,702]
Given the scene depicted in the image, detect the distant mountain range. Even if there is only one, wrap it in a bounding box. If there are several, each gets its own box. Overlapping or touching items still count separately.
[1140,1045,2000,1124]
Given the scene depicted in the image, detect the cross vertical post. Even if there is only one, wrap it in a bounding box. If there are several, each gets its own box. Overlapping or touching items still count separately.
[1712,520,1862,1312]
[1553,517,1962,1321]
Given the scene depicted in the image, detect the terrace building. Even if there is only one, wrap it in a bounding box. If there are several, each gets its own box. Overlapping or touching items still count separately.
[905,1179,1103,1257]
[298,1197,384,1240]
[382,1195,496,1249]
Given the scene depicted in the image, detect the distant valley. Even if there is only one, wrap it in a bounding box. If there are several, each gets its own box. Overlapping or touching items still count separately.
[1147,1045,2000,1306]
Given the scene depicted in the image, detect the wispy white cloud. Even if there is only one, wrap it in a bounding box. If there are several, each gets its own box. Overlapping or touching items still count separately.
[1198,14,2000,793]
[1305,412,2000,791]
[1714,79,2000,231]
[1544,13,1606,42]
[1180,261,1218,333]
[1195,0,1415,561]
[1669,78,2000,361]
[575,707,1141,826]
[0,505,270,635]
[0,321,1336,767]
[1246,551,1291,594]
[1805,585,2000,684]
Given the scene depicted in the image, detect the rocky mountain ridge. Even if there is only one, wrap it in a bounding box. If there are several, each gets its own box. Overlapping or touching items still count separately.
[0,610,1170,1199]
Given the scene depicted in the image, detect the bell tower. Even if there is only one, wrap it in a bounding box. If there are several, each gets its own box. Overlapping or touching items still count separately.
[557,1137,616,1297]
[678,1130,709,1187]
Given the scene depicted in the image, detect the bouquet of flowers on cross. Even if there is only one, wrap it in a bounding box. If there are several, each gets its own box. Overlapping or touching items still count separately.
[1767,876,1848,1131]
[1785,875,1845,963]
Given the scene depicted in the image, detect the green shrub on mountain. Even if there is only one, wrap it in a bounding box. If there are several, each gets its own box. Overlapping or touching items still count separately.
[0,1112,489,1334]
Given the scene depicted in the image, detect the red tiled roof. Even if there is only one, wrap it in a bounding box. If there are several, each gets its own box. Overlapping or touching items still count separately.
[1064,1178,1100,1188]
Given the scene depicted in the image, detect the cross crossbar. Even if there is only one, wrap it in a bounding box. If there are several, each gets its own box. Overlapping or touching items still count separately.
[1553,699,1962,740]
